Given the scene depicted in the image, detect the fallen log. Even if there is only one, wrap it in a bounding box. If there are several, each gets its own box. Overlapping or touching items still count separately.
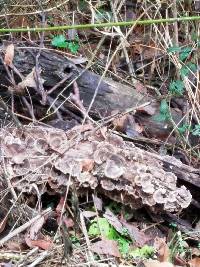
[0,44,182,138]
[0,125,193,212]
[0,44,148,117]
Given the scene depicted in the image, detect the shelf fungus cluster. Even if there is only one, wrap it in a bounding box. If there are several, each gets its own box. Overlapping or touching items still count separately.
[0,125,192,212]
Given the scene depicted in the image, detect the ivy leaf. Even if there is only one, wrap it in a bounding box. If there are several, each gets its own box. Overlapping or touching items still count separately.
[160,99,169,114]
[167,46,182,53]
[88,217,132,257]
[168,46,193,61]
[153,99,170,122]
[180,62,197,77]
[68,41,79,54]
[88,218,118,240]
[179,47,192,61]
[153,113,168,122]
[192,124,200,136]
[169,80,184,96]
[117,237,131,256]
[51,35,67,48]
[178,123,191,135]
[129,245,155,259]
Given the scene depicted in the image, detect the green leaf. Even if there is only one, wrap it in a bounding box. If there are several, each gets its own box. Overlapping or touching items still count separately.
[51,35,67,48]
[70,235,81,245]
[169,80,185,96]
[168,46,182,53]
[129,245,155,259]
[78,0,87,11]
[192,124,200,136]
[169,222,178,229]
[88,218,118,240]
[153,113,168,122]
[178,123,191,135]
[88,217,133,258]
[117,237,131,256]
[179,47,192,61]
[67,41,79,54]
[153,99,171,122]
[160,99,169,114]
[180,62,197,77]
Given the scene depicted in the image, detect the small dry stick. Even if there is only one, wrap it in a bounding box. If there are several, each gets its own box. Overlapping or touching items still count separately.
[80,212,94,263]
[18,247,39,267]
[27,251,50,267]
[35,1,47,105]
[47,73,73,95]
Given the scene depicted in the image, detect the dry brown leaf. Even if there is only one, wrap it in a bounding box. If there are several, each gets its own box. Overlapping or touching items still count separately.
[121,218,151,247]
[29,216,45,239]
[93,195,103,211]
[63,216,74,228]
[56,196,65,216]
[5,240,25,251]
[4,44,14,66]
[173,255,187,266]
[91,239,121,257]
[112,114,127,132]
[112,114,143,137]
[188,257,200,267]
[104,209,149,247]
[143,260,174,267]
[154,237,170,262]
[18,68,38,89]
[134,81,147,94]
[16,67,45,94]
[26,237,53,250]
[136,102,159,116]
[192,248,200,257]
[104,209,123,234]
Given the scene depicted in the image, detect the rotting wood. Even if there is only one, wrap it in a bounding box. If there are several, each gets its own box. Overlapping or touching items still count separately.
[0,45,148,116]
[0,125,193,213]
[0,44,182,139]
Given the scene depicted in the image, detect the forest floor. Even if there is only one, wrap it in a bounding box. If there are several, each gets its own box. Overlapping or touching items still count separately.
[0,1,200,266]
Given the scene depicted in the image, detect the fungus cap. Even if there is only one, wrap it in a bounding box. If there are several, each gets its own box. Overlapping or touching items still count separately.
[104,154,125,179]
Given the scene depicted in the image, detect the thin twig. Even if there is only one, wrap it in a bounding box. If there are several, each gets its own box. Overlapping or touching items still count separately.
[47,73,73,95]
[35,0,47,105]
[27,251,50,267]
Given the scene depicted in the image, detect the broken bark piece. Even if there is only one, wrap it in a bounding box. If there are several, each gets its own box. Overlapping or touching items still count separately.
[0,125,193,212]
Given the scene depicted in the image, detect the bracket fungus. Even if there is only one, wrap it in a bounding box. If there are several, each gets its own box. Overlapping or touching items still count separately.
[0,126,193,212]
[94,142,115,164]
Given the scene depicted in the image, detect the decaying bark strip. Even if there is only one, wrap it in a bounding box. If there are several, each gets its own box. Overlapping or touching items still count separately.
[0,125,193,212]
